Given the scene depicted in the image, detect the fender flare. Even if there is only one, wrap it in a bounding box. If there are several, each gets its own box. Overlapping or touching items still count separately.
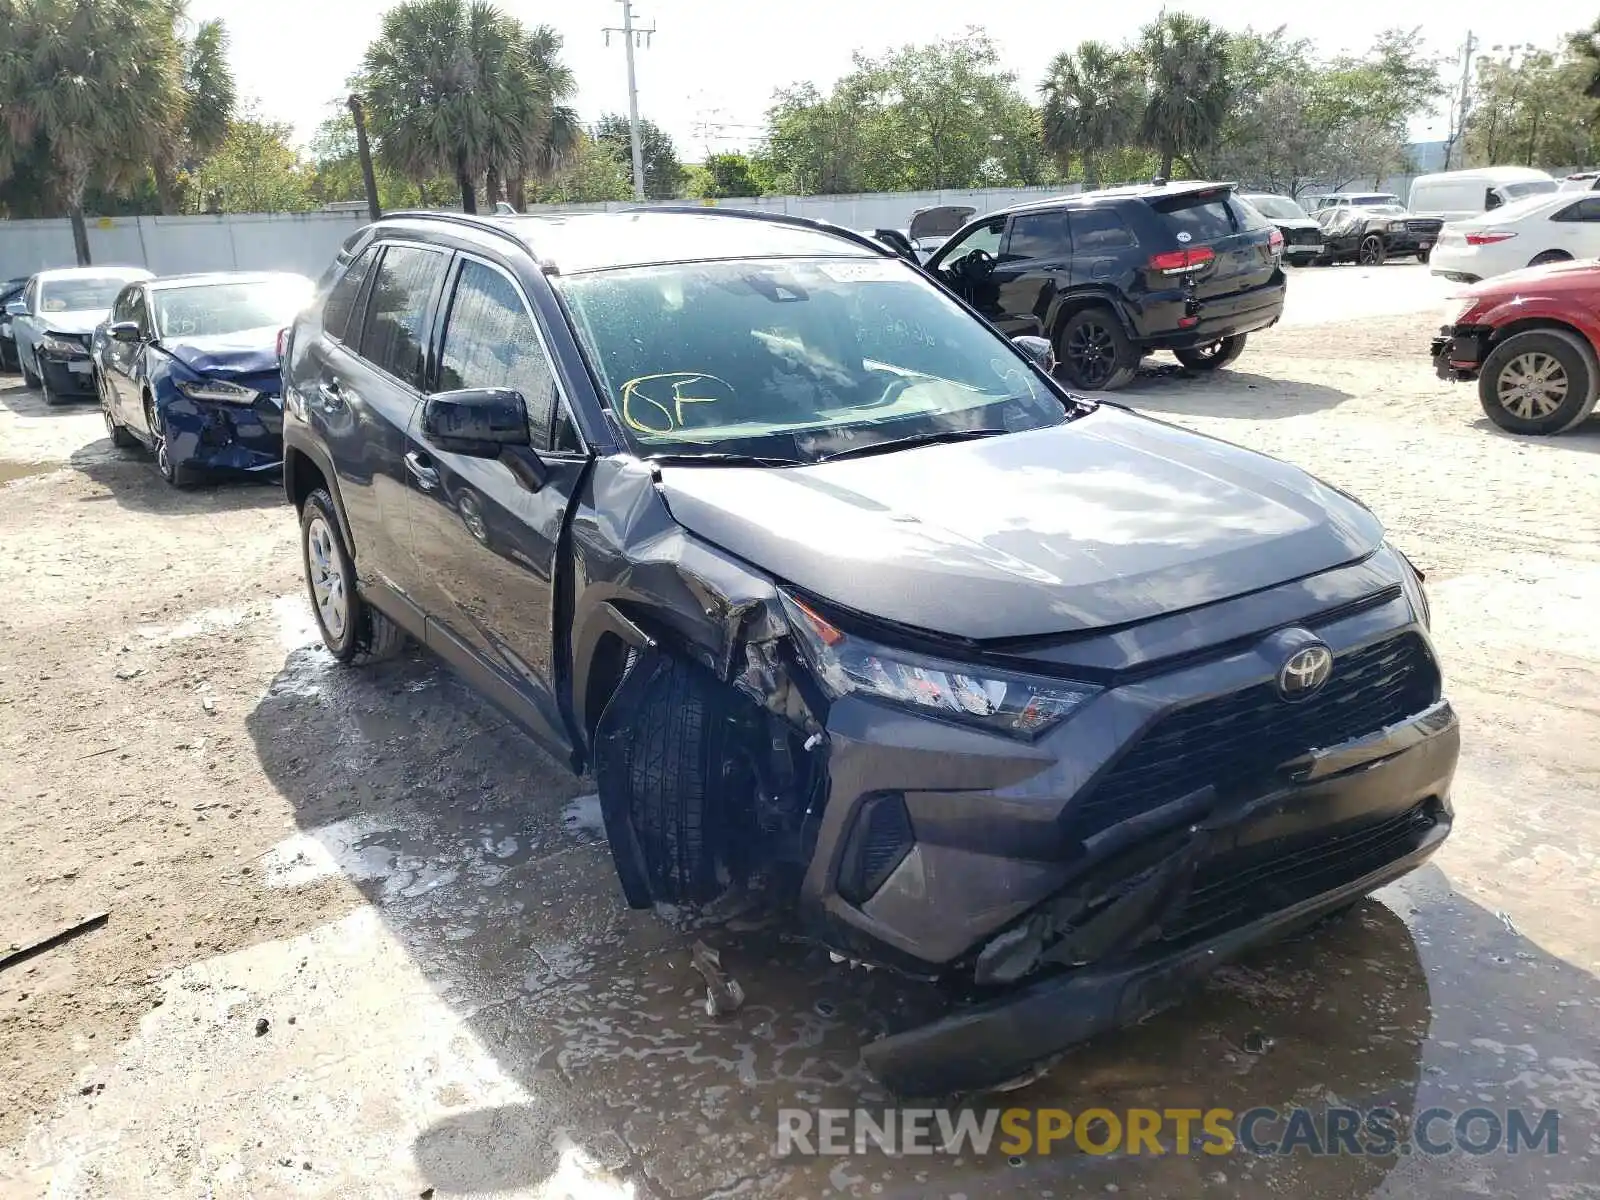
[281,430,358,562]
[1047,288,1137,342]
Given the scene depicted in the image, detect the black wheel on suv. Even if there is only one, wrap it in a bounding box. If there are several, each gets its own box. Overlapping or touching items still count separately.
[1477,328,1599,436]
[299,486,407,663]
[1056,307,1136,391]
[1358,235,1387,266]
[1175,335,1248,372]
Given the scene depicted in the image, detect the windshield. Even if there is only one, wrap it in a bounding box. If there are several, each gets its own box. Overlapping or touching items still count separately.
[39,277,136,313]
[1243,195,1306,220]
[153,277,312,338]
[556,257,1066,463]
[1353,195,1401,207]
[1501,180,1557,201]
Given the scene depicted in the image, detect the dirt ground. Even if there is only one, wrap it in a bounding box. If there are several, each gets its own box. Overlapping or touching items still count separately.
[1,262,1598,1198]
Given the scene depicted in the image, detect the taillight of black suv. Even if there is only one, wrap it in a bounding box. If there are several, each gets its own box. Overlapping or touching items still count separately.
[923,181,1287,390]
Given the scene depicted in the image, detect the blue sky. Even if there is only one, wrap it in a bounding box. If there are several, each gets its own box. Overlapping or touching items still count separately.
[189,0,1583,156]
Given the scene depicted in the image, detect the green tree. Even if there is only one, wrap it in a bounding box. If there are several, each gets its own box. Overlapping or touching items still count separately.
[358,0,577,213]
[0,0,186,262]
[525,132,631,204]
[1040,41,1144,187]
[1570,19,1600,100]
[1467,41,1600,168]
[307,106,440,210]
[156,16,237,214]
[592,113,682,199]
[683,152,771,198]
[189,112,314,214]
[1137,11,1233,180]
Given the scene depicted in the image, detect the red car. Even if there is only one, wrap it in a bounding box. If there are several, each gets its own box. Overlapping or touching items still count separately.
[1432,260,1600,435]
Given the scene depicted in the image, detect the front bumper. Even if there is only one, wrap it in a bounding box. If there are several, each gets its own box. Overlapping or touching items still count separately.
[1432,324,1489,381]
[159,387,285,474]
[38,355,96,397]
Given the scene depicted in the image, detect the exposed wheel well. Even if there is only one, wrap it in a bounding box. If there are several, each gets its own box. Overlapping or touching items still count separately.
[1051,296,1128,344]
[284,447,328,513]
[583,631,632,745]
[1529,250,1573,266]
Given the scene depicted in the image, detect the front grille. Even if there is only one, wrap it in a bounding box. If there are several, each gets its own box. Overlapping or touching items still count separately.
[1407,219,1444,236]
[1164,801,1439,940]
[1288,228,1322,245]
[1070,634,1437,840]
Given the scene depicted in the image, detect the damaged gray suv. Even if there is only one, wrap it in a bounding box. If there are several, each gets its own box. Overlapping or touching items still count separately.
[281,208,1458,1096]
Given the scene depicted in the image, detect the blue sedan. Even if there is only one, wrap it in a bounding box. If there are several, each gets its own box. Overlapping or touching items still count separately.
[92,272,313,487]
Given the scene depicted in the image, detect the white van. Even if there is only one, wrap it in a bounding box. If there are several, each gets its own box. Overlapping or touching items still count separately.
[1408,167,1558,223]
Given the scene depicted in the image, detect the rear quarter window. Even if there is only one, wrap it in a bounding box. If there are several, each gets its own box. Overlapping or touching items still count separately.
[322,248,375,345]
[1149,194,1237,243]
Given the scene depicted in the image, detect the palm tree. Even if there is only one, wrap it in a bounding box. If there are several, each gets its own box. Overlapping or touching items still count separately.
[1137,11,1233,180]
[359,0,577,214]
[1040,42,1144,188]
[0,0,185,263]
[158,17,237,213]
[1570,19,1600,101]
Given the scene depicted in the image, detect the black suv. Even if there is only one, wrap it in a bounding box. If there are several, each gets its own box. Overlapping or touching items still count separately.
[924,181,1287,390]
[281,209,1454,1095]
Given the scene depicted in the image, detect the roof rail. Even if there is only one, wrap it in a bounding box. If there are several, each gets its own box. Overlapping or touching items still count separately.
[624,204,898,258]
[373,209,539,255]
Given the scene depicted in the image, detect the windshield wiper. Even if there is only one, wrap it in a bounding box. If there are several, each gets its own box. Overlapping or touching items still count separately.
[815,427,1010,463]
[644,452,803,468]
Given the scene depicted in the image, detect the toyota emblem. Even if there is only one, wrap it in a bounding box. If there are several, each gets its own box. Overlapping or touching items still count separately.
[1278,644,1333,700]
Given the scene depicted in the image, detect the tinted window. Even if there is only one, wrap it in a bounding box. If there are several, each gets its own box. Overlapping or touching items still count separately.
[438,259,556,449]
[1070,207,1138,251]
[1150,194,1236,242]
[1553,197,1600,222]
[324,247,375,344]
[1004,211,1068,261]
[359,245,447,388]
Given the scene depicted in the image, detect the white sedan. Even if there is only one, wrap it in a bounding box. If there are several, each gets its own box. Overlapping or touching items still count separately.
[1431,192,1600,283]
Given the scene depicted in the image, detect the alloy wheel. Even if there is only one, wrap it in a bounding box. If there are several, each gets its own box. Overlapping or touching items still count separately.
[306,515,349,642]
[1358,236,1384,266]
[1066,320,1116,388]
[1496,351,1569,420]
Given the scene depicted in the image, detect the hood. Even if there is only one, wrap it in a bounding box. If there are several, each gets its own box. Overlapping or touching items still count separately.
[909,206,977,243]
[161,326,281,376]
[655,407,1384,641]
[1466,258,1600,296]
[1270,215,1321,231]
[40,309,110,336]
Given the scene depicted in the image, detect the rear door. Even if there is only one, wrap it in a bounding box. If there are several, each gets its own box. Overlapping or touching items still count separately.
[988,209,1069,336]
[307,240,451,608]
[405,254,589,755]
[1548,196,1600,258]
[1143,188,1278,302]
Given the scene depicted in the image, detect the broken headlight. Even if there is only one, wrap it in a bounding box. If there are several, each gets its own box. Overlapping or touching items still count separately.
[177,378,259,405]
[780,591,1099,738]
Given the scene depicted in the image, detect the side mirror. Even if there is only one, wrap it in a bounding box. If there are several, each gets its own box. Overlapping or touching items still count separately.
[422,387,531,457]
[108,321,142,343]
[1012,335,1056,374]
[3,300,24,317]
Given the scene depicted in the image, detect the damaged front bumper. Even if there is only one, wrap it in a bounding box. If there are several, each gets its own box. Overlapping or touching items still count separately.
[859,702,1455,1095]
[160,392,285,475]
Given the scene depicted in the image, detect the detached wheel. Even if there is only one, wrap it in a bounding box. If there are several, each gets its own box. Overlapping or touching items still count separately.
[1056,307,1137,391]
[299,487,406,664]
[1175,335,1248,372]
[1358,235,1387,266]
[1477,329,1599,436]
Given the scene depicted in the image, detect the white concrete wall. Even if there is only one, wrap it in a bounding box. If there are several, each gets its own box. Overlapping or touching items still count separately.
[2,171,1526,280]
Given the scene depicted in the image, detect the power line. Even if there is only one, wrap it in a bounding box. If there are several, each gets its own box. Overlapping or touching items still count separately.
[602,0,655,201]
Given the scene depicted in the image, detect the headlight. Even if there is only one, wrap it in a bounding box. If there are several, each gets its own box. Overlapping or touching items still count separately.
[1393,545,1431,629]
[39,334,87,358]
[177,378,259,405]
[781,592,1099,738]
[1388,220,1408,233]
[1441,297,1476,328]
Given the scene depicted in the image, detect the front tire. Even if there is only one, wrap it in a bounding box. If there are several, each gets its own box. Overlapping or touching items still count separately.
[1055,307,1137,391]
[98,373,137,447]
[299,487,406,664]
[1416,248,1431,264]
[1358,235,1386,266]
[146,397,193,487]
[1175,334,1248,372]
[1477,329,1599,436]
[21,355,41,389]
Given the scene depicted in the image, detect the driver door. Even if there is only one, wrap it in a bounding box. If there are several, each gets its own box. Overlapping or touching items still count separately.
[928,217,1005,319]
[102,285,143,420]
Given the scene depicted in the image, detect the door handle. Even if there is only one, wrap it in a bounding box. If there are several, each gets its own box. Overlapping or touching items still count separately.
[405,450,439,490]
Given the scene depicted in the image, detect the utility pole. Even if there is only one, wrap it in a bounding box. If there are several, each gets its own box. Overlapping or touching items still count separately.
[604,0,655,202]
[1448,31,1477,171]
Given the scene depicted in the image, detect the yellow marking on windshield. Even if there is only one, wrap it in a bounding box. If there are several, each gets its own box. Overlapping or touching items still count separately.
[620,372,733,434]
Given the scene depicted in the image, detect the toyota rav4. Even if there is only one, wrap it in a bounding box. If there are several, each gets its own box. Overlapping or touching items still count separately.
[281,208,1457,1096]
